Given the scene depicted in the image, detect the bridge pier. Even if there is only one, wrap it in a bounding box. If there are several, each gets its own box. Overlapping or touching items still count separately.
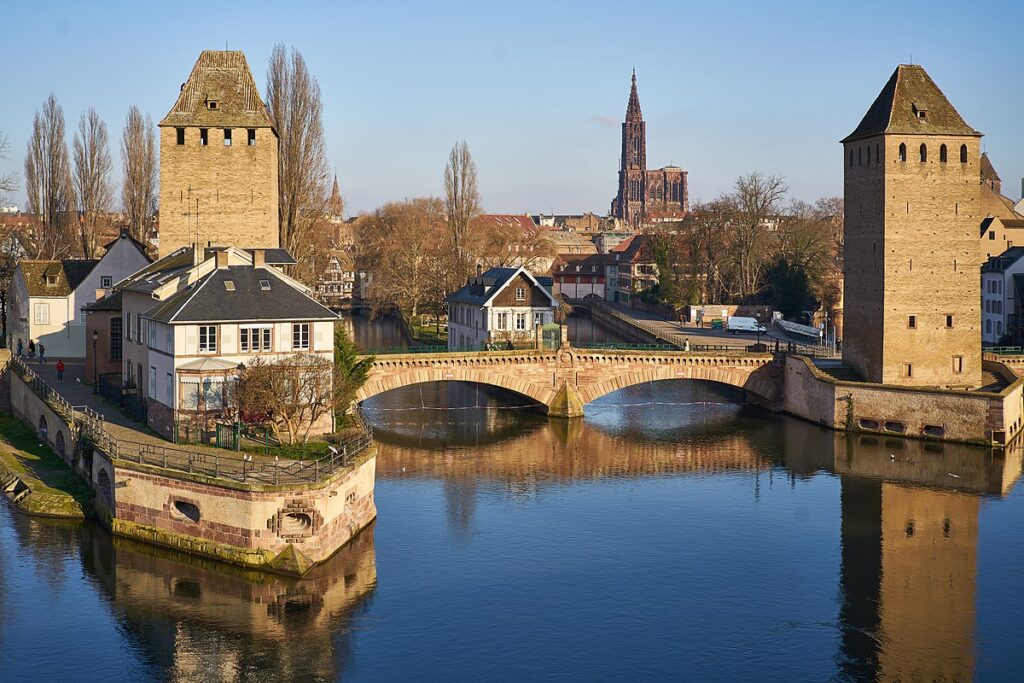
[547,381,585,419]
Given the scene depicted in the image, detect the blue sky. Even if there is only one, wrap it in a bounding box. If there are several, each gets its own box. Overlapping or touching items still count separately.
[2,0,1022,215]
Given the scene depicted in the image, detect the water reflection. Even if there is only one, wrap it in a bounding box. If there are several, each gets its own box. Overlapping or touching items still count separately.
[2,376,1022,680]
[78,522,376,682]
[367,380,1022,681]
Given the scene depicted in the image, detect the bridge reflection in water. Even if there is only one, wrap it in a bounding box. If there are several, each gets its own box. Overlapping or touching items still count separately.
[369,380,1022,681]
[3,379,1020,681]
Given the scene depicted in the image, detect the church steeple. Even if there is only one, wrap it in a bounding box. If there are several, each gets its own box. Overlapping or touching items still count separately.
[328,173,343,218]
[626,68,642,120]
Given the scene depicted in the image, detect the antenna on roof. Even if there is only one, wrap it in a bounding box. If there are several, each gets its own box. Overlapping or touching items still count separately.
[909,53,913,65]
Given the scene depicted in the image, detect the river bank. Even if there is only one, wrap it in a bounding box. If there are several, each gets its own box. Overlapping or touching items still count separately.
[0,415,91,519]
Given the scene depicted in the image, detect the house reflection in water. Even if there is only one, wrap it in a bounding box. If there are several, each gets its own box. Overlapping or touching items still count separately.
[78,521,377,681]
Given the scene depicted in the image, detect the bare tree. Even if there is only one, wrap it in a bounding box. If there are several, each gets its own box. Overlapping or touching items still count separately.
[73,108,113,257]
[729,172,787,298]
[473,218,556,271]
[24,95,77,259]
[235,353,336,444]
[266,43,330,278]
[357,197,447,322]
[0,132,16,198]
[120,106,157,245]
[443,140,481,270]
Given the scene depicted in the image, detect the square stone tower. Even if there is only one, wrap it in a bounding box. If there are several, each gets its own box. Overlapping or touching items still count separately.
[158,50,279,257]
[842,65,981,387]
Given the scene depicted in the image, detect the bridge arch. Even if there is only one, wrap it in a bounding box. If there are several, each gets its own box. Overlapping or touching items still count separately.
[577,363,771,406]
[356,365,555,409]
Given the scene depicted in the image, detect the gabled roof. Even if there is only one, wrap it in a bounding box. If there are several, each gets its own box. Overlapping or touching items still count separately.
[843,64,981,143]
[118,246,196,294]
[159,50,275,130]
[552,253,612,275]
[447,267,558,307]
[102,229,152,261]
[18,259,99,297]
[144,265,338,324]
[205,246,297,266]
[474,214,538,232]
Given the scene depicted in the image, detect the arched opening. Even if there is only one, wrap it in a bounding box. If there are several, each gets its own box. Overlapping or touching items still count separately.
[898,143,907,162]
[960,144,968,163]
[37,415,48,440]
[172,500,201,523]
[857,147,862,166]
[849,149,854,167]
[280,512,312,536]
[940,144,948,162]
[55,431,65,458]
[919,143,927,162]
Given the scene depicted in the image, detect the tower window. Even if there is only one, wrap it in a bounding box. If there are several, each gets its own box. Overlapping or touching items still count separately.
[919,144,927,162]
[898,143,907,162]
[953,356,964,373]
[223,129,232,146]
[248,129,256,146]
[866,145,871,165]
[945,315,954,328]
[175,128,185,145]
[208,100,219,110]
[940,144,947,163]
[858,147,862,166]
[849,149,854,167]
[908,315,917,329]
[903,363,913,378]
[960,144,968,163]
[876,143,880,163]
[199,128,208,146]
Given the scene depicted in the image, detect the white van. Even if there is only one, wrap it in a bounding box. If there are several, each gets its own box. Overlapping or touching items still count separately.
[726,316,767,334]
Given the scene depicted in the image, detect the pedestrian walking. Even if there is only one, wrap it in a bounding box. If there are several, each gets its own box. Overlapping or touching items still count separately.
[56,359,65,382]
[16,338,23,357]
[27,339,35,359]
[38,342,45,364]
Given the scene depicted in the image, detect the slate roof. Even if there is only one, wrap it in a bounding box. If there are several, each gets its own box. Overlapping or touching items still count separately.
[83,289,122,312]
[119,247,196,294]
[448,267,557,307]
[159,50,274,129]
[102,230,152,261]
[19,259,99,297]
[626,70,642,120]
[843,64,981,143]
[144,265,338,324]
[982,247,1024,274]
[203,246,297,266]
[981,152,1001,183]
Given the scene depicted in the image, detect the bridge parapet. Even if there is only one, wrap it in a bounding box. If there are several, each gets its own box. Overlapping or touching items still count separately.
[357,348,782,416]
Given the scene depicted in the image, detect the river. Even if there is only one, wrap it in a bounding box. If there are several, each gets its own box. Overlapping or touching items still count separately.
[2,319,1024,681]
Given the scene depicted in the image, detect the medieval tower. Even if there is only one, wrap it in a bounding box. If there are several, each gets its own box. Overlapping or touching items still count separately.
[158,50,279,257]
[610,71,688,227]
[842,64,981,387]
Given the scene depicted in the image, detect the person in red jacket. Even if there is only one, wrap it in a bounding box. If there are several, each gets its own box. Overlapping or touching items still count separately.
[55,359,65,382]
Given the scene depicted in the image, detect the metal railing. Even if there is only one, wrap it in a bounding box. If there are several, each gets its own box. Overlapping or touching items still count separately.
[9,355,374,487]
[985,346,1024,356]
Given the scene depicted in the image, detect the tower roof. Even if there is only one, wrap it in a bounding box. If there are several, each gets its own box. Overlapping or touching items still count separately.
[980,152,1001,183]
[328,174,343,216]
[842,64,981,143]
[160,50,275,130]
[626,69,642,120]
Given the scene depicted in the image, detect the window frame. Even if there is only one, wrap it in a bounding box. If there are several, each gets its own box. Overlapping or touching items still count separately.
[198,325,218,353]
[292,323,310,350]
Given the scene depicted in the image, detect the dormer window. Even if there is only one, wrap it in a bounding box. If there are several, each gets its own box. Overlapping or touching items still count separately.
[259,279,271,291]
[45,275,58,287]
[912,103,927,119]
[208,100,219,110]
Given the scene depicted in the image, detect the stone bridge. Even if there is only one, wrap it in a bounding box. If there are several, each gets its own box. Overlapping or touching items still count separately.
[355,348,783,417]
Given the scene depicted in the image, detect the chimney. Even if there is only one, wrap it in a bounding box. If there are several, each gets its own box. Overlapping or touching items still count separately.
[252,249,266,269]
[215,250,230,269]
[191,243,201,267]
[476,263,482,277]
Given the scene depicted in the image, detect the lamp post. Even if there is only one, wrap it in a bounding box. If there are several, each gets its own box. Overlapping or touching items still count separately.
[234,362,245,451]
[91,329,99,394]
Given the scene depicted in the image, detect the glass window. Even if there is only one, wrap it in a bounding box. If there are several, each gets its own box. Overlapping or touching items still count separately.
[33,303,50,325]
[203,378,224,409]
[240,325,271,352]
[198,325,217,353]
[515,287,526,301]
[180,381,200,410]
[110,318,122,361]
[293,323,310,350]
[515,313,526,330]
[100,276,112,288]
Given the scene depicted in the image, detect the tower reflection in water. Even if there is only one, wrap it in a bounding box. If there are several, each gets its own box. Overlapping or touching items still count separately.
[11,380,1017,680]
[77,521,377,681]
[369,380,1022,680]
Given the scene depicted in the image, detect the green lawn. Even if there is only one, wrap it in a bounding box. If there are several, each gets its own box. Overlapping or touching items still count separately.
[0,415,92,503]
[409,318,447,346]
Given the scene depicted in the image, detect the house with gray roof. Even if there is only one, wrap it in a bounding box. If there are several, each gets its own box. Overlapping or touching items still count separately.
[7,230,151,357]
[447,266,558,350]
[114,245,338,441]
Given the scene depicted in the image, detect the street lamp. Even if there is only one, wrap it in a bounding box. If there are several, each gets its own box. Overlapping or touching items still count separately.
[91,329,99,394]
[234,362,245,451]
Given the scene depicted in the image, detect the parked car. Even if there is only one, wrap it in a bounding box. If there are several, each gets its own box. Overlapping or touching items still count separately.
[726,316,767,334]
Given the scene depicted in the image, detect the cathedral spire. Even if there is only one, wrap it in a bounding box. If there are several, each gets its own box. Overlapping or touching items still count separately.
[626,69,642,120]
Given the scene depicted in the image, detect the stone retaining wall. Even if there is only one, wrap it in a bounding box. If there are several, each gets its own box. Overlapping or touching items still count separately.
[784,356,1024,445]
